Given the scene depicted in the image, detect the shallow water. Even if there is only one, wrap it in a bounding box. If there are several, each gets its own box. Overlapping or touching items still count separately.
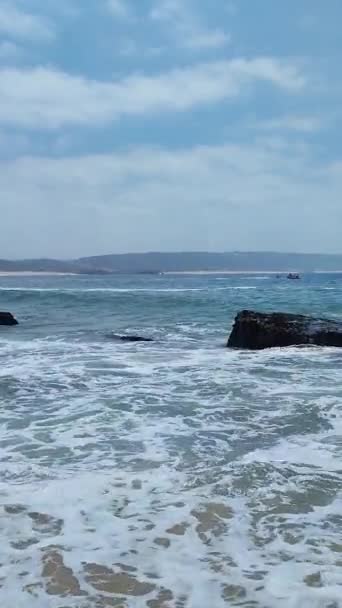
[0,273,342,607]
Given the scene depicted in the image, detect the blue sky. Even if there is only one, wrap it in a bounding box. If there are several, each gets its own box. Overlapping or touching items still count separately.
[0,0,341,258]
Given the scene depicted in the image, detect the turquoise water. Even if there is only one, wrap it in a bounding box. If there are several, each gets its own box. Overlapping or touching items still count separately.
[0,273,342,607]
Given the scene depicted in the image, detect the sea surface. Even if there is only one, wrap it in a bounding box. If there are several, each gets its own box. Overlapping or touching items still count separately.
[0,272,341,608]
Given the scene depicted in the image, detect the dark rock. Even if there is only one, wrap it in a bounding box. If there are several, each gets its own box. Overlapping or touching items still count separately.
[0,312,18,326]
[110,334,153,343]
[227,310,342,350]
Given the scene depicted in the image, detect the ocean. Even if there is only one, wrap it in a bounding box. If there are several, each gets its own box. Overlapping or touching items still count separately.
[0,272,341,608]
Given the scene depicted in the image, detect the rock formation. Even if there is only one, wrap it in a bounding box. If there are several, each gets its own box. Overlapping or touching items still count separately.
[0,312,18,326]
[228,310,342,349]
[110,334,153,343]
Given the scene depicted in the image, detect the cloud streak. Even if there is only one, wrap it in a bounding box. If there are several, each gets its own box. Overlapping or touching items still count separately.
[0,58,305,129]
[107,0,129,18]
[0,4,53,41]
[255,115,323,133]
[150,0,230,50]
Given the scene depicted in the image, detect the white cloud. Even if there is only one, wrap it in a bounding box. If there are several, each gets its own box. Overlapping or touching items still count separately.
[0,58,305,129]
[256,115,322,133]
[150,0,230,51]
[1,139,341,257]
[183,29,230,51]
[107,0,129,18]
[0,4,53,41]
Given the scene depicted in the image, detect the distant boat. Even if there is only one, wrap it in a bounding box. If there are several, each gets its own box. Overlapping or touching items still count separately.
[287,273,301,280]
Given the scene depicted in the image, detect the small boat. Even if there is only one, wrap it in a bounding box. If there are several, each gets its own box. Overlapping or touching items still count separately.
[287,273,301,280]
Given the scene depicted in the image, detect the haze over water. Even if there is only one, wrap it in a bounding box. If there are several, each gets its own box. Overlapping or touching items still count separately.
[0,272,342,607]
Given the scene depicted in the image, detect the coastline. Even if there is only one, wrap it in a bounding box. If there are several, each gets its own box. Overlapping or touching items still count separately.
[1,270,342,277]
[163,270,342,275]
[164,270,283,275]
[0,271,76,277]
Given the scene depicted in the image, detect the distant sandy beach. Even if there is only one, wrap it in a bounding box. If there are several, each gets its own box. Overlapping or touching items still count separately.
[165,270,283,275]
[0,272,76,277]
[164,270,342,275]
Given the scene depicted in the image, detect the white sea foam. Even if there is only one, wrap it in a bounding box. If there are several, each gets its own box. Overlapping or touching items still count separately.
[1,330,342,606]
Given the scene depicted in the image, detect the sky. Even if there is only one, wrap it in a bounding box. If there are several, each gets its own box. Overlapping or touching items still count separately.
[0,0,342,259]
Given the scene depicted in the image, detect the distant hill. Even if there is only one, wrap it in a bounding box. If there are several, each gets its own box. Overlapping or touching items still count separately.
[0,258,103,274]
[1,252,342,274]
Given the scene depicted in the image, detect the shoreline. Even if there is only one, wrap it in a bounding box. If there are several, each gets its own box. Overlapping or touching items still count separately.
[0,271,77,277]
[164,270,283,275]
[163,270,342,275]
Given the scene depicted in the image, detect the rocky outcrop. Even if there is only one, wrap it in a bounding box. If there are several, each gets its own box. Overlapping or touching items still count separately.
[110,334,153,343]
[0,312,18,326]
[227,310,342,350]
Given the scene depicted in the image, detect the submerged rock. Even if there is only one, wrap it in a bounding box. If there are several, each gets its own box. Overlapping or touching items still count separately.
[110,334,153,343]
[227,310,342,350]
[0,312,18,326]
